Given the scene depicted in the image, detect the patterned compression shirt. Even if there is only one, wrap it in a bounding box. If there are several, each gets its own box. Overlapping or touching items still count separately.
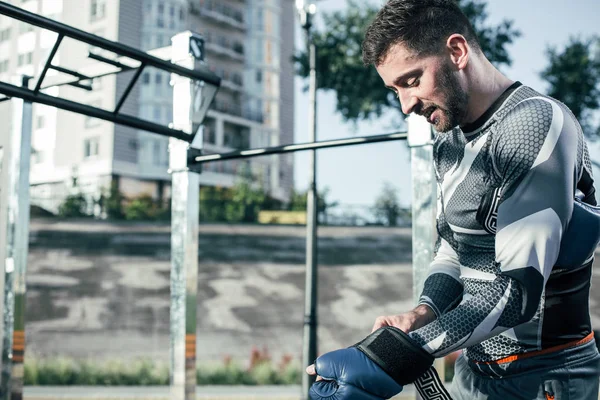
[408,83,596,363]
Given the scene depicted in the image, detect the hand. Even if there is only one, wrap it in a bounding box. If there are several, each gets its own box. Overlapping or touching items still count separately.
[306,364,321,381]
[371,304,436,333]
[305,347,403,400]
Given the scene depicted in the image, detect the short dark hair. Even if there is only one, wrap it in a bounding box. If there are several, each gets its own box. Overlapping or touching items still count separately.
[362,0,481,66]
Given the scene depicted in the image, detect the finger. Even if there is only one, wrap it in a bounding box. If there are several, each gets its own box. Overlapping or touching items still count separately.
[306,364,316,375]
[316,375,323,381]
[371,319,387,333]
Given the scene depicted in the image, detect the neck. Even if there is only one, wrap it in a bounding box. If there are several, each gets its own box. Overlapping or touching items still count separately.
[462,57,514,126]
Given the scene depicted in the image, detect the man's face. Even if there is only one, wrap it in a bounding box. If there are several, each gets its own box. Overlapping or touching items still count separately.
[375,42,469,132]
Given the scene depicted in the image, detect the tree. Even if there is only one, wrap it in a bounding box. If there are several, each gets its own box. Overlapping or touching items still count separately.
[199,185,231,222]
[225,164,267,223]
[541,36,600,139]
[373,182,401,226]
[295,0,521,122]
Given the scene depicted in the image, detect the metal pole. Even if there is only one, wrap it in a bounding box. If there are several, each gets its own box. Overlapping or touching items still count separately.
[407,114,443,391]
[302,29,319,400]
[169,32,205,400]
[1,76,33,400]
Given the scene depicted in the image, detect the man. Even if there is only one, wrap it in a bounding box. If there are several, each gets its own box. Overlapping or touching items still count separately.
[306,0,600,399]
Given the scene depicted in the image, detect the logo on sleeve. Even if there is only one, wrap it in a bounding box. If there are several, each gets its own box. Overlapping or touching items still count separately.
[477,187,502,234]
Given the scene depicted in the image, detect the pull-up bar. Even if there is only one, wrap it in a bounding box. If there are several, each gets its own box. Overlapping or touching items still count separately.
[0,81,192,142]
[0,2,220,142]
[191,131,408,164]
[0,2,220,86]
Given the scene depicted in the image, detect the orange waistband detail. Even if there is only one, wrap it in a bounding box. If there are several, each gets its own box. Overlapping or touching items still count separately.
[473,332,594,365]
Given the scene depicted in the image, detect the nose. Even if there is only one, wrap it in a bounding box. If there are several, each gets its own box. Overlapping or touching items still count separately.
[398,90,419,115]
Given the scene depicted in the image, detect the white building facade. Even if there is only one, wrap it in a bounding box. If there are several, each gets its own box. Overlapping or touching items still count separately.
[0,0,295,213]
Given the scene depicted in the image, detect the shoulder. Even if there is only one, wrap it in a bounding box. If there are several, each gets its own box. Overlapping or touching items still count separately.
[496,96,560,138]
[492,95,566,157]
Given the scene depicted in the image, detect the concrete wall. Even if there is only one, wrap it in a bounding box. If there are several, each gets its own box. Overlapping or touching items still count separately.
[24,220,413,363]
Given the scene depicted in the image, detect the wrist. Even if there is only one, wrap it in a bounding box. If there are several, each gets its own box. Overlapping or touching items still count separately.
[412,304,437,325]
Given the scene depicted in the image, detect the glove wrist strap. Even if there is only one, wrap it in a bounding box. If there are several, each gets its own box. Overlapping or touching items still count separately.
[354,327,434,385]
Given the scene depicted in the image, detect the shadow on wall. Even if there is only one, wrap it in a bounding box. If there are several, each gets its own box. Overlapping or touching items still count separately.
[28,227,413,266]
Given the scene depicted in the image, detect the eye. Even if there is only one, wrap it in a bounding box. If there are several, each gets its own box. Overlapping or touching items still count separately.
[405,77,420,88]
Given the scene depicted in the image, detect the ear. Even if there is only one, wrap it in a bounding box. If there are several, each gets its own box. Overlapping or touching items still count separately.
[445,34,470,70]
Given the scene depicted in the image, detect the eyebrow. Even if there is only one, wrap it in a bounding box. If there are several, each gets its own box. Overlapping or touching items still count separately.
[385,69,421,89]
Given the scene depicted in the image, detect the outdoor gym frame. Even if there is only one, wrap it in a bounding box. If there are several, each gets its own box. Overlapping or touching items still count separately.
[0,4,438,400]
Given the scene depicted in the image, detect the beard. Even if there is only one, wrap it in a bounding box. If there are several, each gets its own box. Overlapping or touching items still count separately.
[421,61,469,133]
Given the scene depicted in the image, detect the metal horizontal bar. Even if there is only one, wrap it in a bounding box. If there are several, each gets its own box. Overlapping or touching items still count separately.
[0,2,221,86]
[88,51,136,71]
[0,81,192,142]
[192,131,408,164]
[49,64,92,80]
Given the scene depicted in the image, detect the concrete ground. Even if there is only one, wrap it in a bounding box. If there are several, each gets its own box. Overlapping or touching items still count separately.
[23,385,418,400]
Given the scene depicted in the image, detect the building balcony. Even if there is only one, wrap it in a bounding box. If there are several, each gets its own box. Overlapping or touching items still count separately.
[205,41,245,62]
[189,2,246,31]
[210,101,264,123]
[200,7,246,31]
[220,76,244,93]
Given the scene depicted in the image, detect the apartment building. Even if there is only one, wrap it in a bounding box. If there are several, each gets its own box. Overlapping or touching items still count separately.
[0,0,295,212]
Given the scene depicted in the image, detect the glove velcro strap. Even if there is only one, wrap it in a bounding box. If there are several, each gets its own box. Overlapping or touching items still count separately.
[354,327,434,386]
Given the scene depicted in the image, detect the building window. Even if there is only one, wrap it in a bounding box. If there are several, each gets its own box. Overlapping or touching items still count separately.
[36,115,45,129]
[255,8,264,31]
[157,17,164,28]
[179,8,185,21]
[18,23,34,35]
[0,60,9,73]
[142,72,150,84]
[0,28,11,42]
[84,137,100,158]
[155,73,163,95]
[90,0,106,22]
[158,1,164,14]
[153,140,162,165]
[223,122,250,149]
[256,70,262,83]
[153,106,161,122]
[32,149,45,164]
[169,5,174,16]
[166,107,173,123]
[17,52,33,67]
[202,118,216,144]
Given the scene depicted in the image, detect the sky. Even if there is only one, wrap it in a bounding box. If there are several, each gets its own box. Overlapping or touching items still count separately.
[293,0,600,208]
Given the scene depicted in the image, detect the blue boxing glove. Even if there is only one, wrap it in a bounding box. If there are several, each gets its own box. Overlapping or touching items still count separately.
[309,327,435,400]
[309,347,403,399]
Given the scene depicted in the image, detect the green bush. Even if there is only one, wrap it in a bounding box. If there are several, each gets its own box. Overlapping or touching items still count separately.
[197,361,255,385]
[123,195,170,221]
[24,354,301,386]
[104,181,125,220]
[58,194,89,218]
[124,195,157,220]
